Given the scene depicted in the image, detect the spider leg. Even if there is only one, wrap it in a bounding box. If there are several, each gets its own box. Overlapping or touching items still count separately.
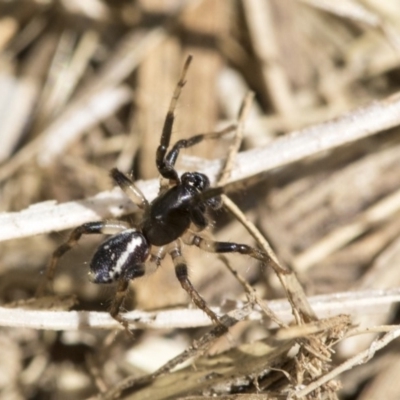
[165,124,237,167]
[108,246,166,332]
[147,245,167,275]
[156,56,192,184]
[110,168,149,211]
[183,231,269,264]
[36,221,130,296]
[169,242,225,328]
[109,278,131,331]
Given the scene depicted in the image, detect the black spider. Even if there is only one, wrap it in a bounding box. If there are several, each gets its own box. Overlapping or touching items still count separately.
[40,56,268,330]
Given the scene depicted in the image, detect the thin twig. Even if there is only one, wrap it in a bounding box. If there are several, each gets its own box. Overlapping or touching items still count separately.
[218,91,254,185]
[215,100,316,324]
[216,92,288,327]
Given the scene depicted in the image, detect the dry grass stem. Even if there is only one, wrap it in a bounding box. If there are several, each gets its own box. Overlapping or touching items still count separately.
[3,92,400,242]
[2,288,400,332]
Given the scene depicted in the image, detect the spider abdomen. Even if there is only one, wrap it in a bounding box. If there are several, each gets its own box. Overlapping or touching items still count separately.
[89,229,149,284]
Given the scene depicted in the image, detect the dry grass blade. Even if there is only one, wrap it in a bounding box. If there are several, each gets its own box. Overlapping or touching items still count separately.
[1,287,400,331]
[3,92,400,242]
[294,186,400,271]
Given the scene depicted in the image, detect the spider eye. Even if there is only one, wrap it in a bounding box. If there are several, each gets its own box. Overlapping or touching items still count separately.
[181,172,210,191]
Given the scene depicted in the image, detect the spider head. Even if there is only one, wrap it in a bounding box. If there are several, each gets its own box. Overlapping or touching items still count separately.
[181,171,222,210]
[181,172,210,192]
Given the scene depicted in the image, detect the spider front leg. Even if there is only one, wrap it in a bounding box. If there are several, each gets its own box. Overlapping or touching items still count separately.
[36,221,130,296]
[169,242,226,329]
[110,168,149,211]
[164,124,237,168]
[183,232,269,264]
[155,55,236,189]
[156,56,192,184]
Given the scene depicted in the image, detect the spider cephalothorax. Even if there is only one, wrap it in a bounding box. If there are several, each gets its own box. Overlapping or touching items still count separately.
[141,171,220,247]
[40,56,268,330]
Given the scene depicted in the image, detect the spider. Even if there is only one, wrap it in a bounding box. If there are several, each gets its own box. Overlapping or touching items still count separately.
[40,56,269,330]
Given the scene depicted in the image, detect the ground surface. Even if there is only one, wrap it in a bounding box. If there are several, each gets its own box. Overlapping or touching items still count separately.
[1,1,400,399]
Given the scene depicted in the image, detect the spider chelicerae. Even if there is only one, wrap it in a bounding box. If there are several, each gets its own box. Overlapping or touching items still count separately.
[39,56,268,330]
